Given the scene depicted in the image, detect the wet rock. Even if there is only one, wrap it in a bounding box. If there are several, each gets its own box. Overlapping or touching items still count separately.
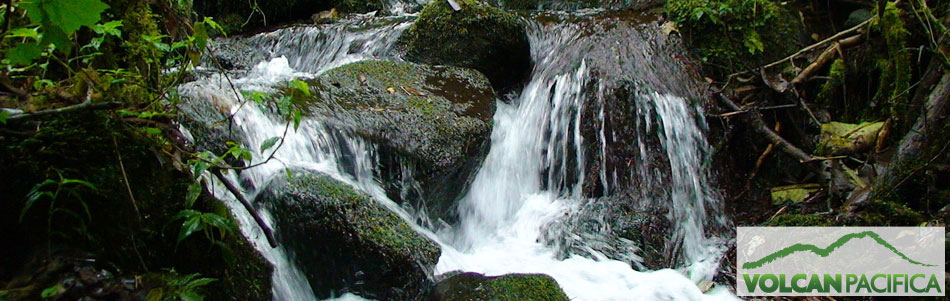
[256,169,441,299]
[428,272,569,301]
[399,0,531,91]
[540,192,672,270]
[290,60,495,224]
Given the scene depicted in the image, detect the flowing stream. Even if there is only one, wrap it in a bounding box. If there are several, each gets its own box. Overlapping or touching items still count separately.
[179,8,734,301]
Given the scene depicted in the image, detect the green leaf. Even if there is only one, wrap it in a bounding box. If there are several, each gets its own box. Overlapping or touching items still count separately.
[186,277,217,289]
[290,79,310,96]
[192,21,208,51]
[142,34,170,52]
[177,215,204,243]
[292,110,302,130]
[259,136,280,153]
[0,110,9,124]
[41,25,72,54]
[203,17,226,36]
[21,179,57,222]
[61,179,96,191]
[91,20,122,37]
[144,127,161,136]
[43,0,110,34]
[185,181,202,208]
[7,27,40,40]
[192,160,210,178]
[6,43,44,65]
[41,284,64,298]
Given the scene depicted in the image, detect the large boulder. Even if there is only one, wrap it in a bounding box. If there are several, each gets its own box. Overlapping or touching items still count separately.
[289,60,495,224]
[256,169,441,299]
[0,113,272,300]
[399,0,531,91]
[428,272,569,300]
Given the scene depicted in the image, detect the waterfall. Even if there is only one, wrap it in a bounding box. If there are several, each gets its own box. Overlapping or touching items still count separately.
[179,16,418,300]
[178,9,734,301]
[435,21,732,300]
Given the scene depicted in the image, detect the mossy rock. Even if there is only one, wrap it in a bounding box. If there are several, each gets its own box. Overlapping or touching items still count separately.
[399,0,531,91]
[0,112,271,300]
[428,272,569,301]
[288,60,494,223]
[256,169,441,299]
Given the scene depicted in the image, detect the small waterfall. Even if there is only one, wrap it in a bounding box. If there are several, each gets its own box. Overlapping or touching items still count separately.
[436,20,732,299]
[178,17,416,300]
[178,8,734,301]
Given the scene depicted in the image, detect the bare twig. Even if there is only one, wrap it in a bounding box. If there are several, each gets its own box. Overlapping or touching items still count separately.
[112,135,142,219]
[211,168,279,248]
[5,101,122,123]
[716,93,832,181]
[724,14,877,84]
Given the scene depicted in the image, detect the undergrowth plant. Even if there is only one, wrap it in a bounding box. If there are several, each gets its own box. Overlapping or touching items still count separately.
[665,0,796,73]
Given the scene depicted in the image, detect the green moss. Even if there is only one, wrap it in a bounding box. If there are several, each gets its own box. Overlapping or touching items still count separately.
[763,214,833,226]
[665,0,801,75]
[873,2,912,120]
[818,58,847,104]
[860,201,923,225]
[431,272,569,300]
[287,172,439,259]
[105,0,162,85]
[485,274,569,300]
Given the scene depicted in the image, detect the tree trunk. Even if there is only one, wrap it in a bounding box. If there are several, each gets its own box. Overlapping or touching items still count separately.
[872,69,950,199]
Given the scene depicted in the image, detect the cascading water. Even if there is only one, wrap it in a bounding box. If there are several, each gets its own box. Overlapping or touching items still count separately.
[435,19,731,299]
[178,7,735,301]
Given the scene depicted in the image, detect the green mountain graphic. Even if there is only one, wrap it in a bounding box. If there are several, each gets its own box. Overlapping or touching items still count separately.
[742,230,936,269]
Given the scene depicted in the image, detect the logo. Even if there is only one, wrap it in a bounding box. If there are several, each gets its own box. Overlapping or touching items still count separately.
[737,227,945,296]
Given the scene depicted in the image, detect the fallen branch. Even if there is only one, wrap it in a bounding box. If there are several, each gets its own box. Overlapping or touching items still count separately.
[724,12,879,83]
[716,93,833,181]
[5,101,122,123]
[718,103,797,117]
[790,34,864,85]
[211,168,279,248]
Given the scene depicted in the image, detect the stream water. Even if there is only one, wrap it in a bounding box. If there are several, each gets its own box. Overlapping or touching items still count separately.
[178,7,735,301]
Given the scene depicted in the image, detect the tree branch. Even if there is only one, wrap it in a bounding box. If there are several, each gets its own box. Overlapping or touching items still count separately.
[211,168,279,248]
[5,101,122,123]
[716,93,832,181]
[790,34,864,85]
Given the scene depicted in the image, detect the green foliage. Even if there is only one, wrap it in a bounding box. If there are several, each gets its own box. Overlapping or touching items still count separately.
[146,271,216,301]
[40,284,64,299]
[172,209,233,245]
[665,0,797,73]
[9,0,110,64]
[20,173,98,249]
